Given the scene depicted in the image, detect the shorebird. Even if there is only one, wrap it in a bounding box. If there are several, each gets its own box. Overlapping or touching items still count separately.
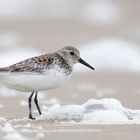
[0,46,94,119]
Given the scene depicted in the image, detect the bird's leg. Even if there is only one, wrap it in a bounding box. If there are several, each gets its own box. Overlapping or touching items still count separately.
[34,92,42,115]
[28,91,35,119]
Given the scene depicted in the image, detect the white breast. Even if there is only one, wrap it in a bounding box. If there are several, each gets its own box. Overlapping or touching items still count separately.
[0,69,71,92]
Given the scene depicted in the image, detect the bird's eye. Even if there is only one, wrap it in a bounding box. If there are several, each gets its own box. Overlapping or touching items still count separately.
[70,51,74,55]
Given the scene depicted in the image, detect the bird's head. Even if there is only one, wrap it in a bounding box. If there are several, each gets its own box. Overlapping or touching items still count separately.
[58,46,95,70]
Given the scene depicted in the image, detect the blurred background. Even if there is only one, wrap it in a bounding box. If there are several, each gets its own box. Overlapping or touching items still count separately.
[0,0,140,72]
[0,0,140,118]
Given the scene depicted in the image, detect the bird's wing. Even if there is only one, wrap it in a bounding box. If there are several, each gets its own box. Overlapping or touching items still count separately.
[0,54,54,73]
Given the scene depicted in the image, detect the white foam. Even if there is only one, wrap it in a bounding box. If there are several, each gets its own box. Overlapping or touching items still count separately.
[0,117,7,122]
[4,133,27,140]
[2,123,15,133]
[2,122,27,140]
[40,104,84,121]
[36,132,44,138]
[76,38,140,73]
[38,98,140,124]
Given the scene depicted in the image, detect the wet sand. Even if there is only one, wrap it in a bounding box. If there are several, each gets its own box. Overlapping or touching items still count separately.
[1,120,140,140]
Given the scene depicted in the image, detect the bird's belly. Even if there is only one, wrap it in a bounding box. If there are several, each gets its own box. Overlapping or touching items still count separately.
[0,71,70,92]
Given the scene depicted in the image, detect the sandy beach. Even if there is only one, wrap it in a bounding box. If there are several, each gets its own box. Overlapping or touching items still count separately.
[0,0,140,139]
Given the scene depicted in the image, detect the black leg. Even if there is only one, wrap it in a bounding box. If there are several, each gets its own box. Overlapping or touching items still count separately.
[34,92,42,115]
[28,91,35,119]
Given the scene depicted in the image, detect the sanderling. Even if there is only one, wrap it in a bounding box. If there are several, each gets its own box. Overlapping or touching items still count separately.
[0,46,94,119]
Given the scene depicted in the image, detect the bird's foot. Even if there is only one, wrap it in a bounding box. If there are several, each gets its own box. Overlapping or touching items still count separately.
[29,115,35,120]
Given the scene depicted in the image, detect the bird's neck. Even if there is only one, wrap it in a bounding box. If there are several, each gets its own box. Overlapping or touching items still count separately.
[55,52,73,75]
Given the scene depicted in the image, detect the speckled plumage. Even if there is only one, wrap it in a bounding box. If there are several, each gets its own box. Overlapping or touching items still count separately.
[0,52,72,75]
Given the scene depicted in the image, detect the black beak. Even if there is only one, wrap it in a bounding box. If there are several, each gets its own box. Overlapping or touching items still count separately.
[78,58,95,70]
